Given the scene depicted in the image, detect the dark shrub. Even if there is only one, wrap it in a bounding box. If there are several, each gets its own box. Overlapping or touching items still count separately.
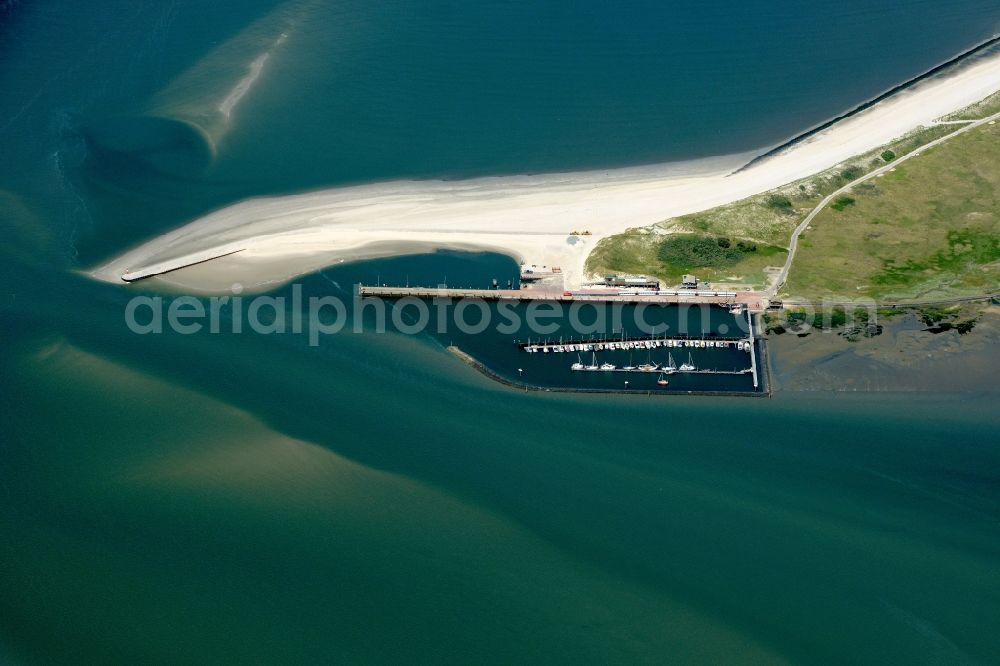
[766,194,794,212]
[840,165,863,181]
[831,196,856,211]
[658,235,744,268]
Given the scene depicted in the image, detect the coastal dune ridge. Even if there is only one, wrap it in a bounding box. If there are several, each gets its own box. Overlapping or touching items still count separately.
[91,46,1000,292]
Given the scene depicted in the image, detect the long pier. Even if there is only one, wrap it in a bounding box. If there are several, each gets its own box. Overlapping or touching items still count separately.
[358,285,765,309]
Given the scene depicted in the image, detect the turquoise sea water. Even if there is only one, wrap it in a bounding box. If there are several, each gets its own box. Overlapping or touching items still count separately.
[2,1,1000,663]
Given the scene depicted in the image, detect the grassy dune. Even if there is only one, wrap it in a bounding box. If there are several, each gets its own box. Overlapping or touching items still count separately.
[588,111,1000,301]
[785,120,1000,300]
[586,125,956,290]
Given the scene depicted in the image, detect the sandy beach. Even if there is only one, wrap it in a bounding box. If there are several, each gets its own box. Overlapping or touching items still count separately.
[92,45,1000,293]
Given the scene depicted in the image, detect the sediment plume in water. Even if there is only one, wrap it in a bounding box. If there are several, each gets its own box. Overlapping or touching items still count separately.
[80,1,306,179]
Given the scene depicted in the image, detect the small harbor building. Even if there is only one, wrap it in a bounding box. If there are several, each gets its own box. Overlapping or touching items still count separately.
[602,275,660,289]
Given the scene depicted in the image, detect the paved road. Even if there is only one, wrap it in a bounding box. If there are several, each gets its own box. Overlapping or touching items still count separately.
[769,110,1000,298]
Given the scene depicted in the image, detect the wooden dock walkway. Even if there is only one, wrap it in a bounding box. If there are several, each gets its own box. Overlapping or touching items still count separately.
[571,368,753,375]
[519,335,751,353]
[747,311,759,389]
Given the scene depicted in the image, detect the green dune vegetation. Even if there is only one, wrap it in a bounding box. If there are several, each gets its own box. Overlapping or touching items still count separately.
[784,119,1000,301]
[587,94,1000,301]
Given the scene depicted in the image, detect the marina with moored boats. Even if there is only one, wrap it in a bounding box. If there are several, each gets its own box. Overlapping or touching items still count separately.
[359,276,767,395]
[520,329,757,387]
[519,334,753,354]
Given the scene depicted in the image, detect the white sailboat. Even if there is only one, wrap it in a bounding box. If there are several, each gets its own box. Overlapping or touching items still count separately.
[571,354,584,371]
[679,353,696,372]
[663,353,678,374]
